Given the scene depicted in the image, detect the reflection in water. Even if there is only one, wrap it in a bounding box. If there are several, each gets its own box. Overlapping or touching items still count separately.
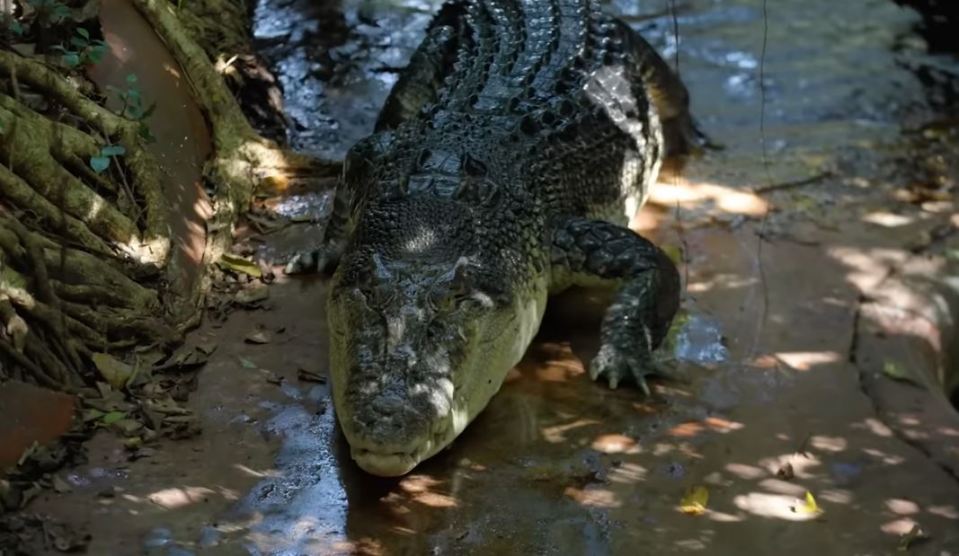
[234,385,349,554]
[675,315,730,364]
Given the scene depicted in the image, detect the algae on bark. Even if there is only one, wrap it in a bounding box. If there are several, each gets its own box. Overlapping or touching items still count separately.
[0,0,337,390]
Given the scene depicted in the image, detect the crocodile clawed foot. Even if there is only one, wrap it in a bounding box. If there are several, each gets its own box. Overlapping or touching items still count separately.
[589,343,676,396]
[284,248,333,275]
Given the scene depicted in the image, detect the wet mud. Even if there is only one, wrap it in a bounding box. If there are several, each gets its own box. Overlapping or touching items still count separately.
[23,0,959,554]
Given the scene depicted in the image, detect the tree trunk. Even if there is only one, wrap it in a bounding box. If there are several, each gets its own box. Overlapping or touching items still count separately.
[0,0,337,390]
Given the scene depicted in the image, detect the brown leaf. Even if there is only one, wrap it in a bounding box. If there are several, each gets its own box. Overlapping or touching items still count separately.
[245,330,272,344]
[776,462,795,480]
[91,353,134,390]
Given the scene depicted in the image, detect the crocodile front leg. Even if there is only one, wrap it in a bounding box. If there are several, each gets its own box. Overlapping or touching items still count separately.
[285,131,395,275]
[283,184,350,274]
[551,218,681,394]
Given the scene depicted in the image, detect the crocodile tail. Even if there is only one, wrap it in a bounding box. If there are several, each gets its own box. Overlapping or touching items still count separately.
[375,2,468,131]
[616,19,716,156]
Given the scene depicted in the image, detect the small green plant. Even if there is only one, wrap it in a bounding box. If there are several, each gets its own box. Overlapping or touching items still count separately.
[2,15,25,38]
[54,28,106,68]
[108,74,156,142]
[23,0,70,27]
[89,144,125,174]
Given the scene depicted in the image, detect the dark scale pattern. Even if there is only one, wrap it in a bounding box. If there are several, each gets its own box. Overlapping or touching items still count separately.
[303,0,706,464]
[332,0,689,285]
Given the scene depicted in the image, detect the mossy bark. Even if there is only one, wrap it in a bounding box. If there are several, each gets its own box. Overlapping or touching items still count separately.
[0,0,338,390]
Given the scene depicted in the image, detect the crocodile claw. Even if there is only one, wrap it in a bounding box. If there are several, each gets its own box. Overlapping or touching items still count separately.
[284,248,332,275]
[589,343,675,396]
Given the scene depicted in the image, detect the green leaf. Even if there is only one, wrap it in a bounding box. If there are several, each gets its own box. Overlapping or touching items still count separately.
[62,52,80,68]
[239,357,257,369]
[100,144,126,157]
[69,36,87,49]
[51,4,70,23]
[82,408,105,422]
[89,156,110,173]
[137,122,155,143]
[882,360,920,386]
[100,411,127,425]
[75,27,89,40]
[86,45,105,65]
[126,73,138,84]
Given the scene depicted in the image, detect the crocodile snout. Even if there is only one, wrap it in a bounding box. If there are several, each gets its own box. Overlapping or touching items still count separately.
[343,379,454,476]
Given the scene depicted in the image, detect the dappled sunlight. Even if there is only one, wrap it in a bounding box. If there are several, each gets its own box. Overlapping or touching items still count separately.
[854,418,895,438]
[396,474,458,508]
[774,351,843,371]
[724,463,766,480]
[668,417,744,438]
[928,505,959,519]
[686,273,758,294]
[818,489,853,504]
[885,498,920,515]
[808,435,848,453]
[607,462,647,484]
[757,453,821,479]
[591,434,640,454]
[541,419,602,444]
[232,463,280,478]
[861,211,919,228]
[146,486,221,509]
[649,179,769,216]
[880,518,921,536]
[862,448,905,465]
[755,478,809,497]
[732,492,822,521]
[564,485,621,508]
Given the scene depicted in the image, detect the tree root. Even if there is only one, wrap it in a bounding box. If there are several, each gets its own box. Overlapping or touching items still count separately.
[0,0,339,390]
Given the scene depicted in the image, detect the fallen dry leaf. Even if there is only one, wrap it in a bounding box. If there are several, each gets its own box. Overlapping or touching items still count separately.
[218,253,263,278]
[297,367,326,383]
[898,524,929,551]
[245,330,272,344]
[679,485,709,516]
[91,352,134,390]
[51,475,72,494]
[776,462,795,480]
[794,491,822,515]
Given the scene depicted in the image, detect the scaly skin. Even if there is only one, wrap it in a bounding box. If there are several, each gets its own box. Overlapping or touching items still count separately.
[287,0,702,476]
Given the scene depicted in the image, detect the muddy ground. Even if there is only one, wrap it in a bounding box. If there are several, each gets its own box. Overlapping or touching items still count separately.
[10,0,959,554]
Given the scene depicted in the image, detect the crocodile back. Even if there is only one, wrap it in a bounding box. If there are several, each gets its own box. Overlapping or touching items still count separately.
[341,0,669,288]
[371,0,663,219]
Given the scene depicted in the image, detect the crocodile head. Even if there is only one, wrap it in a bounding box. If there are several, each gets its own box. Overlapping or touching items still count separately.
[327,198,545,476]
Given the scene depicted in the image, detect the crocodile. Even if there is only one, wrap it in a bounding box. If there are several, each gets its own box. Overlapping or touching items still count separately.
[287,0,705,476]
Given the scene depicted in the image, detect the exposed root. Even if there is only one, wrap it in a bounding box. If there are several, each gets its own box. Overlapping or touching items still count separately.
[0,0,338,391]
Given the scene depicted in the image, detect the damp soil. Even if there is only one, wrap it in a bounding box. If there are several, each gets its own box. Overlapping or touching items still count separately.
[23,0,959,554]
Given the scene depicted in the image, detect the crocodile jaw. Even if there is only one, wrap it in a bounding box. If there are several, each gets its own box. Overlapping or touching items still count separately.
[329,276,548,476]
